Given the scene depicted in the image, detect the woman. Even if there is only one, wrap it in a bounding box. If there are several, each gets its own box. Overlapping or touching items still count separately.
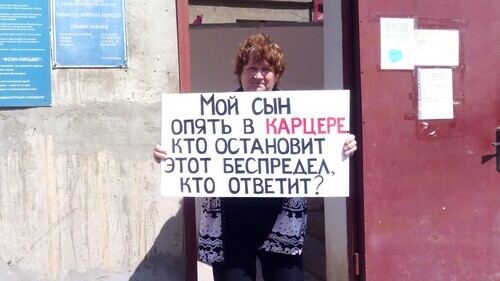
[154,33,357,281]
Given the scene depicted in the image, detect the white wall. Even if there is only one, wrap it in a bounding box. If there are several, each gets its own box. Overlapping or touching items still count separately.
[0,1,184,280]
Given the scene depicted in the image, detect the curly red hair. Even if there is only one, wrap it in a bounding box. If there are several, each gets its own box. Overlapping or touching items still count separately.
[234,33,286,86]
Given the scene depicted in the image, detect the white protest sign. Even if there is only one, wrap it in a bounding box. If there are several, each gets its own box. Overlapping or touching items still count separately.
[160,90,351,197]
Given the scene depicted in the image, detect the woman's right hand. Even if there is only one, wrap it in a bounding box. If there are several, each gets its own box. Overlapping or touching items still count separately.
[153,144,168,164]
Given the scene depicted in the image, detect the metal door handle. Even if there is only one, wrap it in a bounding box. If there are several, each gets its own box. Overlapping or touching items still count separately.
[493,142,500,147]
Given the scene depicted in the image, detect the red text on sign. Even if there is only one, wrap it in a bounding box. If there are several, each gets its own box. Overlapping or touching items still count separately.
[266,117,347,135]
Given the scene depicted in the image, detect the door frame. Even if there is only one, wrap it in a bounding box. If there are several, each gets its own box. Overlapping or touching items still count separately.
[175,1,198,281]
[339,0,364,280]
[175,1,365,280]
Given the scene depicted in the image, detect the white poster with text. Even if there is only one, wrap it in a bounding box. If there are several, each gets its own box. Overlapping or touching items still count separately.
[160,90,351,197]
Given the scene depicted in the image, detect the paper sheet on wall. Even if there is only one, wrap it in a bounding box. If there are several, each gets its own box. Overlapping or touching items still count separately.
[380,18,415,70]
[418,68,454,120]
[415,29,459,66]
[381,18,461,69]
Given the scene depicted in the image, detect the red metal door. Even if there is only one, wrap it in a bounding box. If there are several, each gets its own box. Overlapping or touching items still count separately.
[357,1,500,280]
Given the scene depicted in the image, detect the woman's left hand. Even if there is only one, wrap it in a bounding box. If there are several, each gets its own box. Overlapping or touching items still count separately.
[343,134,357,157]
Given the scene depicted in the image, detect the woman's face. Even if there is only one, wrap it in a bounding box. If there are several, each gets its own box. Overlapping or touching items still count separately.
[240,59,279,91]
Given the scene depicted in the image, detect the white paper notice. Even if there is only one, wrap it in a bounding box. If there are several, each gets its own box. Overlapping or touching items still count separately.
[418,68,454,120]
[415,29,459,66]
[380,18,415,70]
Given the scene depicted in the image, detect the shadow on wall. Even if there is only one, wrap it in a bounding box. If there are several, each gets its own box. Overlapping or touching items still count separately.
[129,209,186,281]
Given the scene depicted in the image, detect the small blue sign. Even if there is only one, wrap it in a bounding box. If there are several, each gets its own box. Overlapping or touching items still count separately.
[52,0,128,67]
[0,0,52,107]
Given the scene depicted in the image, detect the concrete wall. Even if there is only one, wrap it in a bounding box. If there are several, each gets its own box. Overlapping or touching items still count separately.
[0,1,185,280]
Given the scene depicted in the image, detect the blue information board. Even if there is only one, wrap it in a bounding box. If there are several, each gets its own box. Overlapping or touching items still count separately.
[0,1,52,107]
[52,0,128,67]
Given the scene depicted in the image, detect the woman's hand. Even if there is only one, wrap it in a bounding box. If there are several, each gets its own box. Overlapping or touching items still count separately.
[343,134,357,157]
[153,144,168,164]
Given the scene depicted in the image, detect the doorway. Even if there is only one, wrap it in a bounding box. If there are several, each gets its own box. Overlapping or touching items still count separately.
[190,24,326,281]
[178,1,360,280]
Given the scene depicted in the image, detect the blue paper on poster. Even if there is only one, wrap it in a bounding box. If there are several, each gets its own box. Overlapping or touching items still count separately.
[0,0,52,107]
[52,0,128,67]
